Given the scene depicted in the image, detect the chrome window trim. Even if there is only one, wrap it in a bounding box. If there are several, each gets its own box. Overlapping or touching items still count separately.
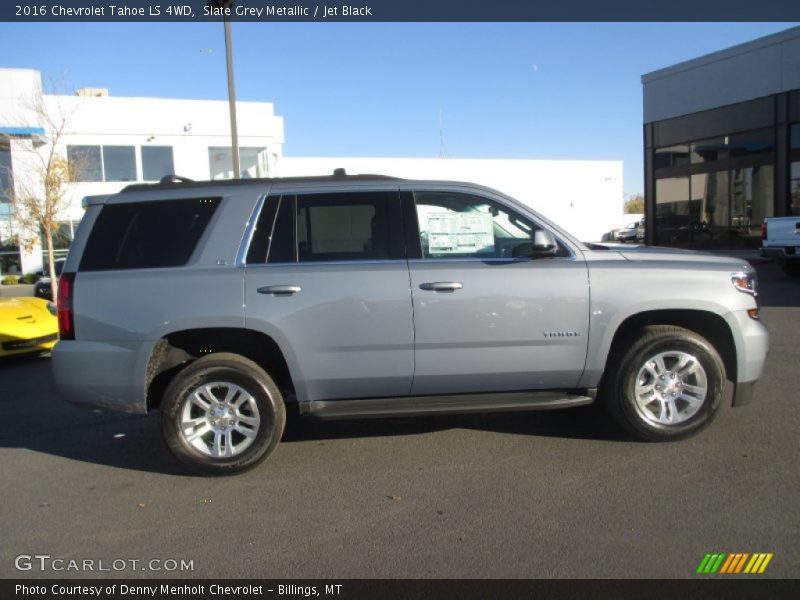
[243,256,575,269]
[244,259,409,269]
[408,255,577,265]
[236,193,269,268]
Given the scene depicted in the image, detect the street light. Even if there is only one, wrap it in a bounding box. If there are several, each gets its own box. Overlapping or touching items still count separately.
[209,0,241,179]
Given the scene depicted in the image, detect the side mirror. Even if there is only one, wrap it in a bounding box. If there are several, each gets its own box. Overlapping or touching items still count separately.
[512,230,558,259]
[533,230,557,253]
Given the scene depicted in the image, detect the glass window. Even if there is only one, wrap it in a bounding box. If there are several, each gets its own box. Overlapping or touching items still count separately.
[102,146,136,182]
[791,162,800,215]
[413,191,554,259]
[729,128,774,158]
[209,147,268,180]
[691,137,728,164]
[655,177,690,247]
[67,145,102,182]
[246,197,279,265]
[80,197,220,271]
[0,138,12,203]
[268,196,295,263]
[141,146,175,181]
[654,145,689,170]
[239,147,269,179]
[731,166,774,248]
[691,171,729,247]
[41,221,78,263]
[297,193,390,262]
[791,124,800,215]
[42,221,75,251]
[0,252,21,275]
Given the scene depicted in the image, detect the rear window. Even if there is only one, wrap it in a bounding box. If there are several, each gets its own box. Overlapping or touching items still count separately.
[79,197,220,271]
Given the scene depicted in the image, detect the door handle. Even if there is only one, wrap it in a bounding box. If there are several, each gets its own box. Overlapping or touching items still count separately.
[257,285,301,296]
[419,281,463,292]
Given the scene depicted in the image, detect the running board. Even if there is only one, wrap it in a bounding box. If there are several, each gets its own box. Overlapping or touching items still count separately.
[304,390,595,420]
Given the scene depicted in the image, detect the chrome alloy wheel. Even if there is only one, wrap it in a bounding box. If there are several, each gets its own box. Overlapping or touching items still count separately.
[179,382,261,458]
[633,351,708,426]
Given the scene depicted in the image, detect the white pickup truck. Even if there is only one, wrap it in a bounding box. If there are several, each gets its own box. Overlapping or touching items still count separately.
[761,216,800,276]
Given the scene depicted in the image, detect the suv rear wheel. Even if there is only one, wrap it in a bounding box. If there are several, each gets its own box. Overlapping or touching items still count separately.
[603,325,725,441]
[161,353,285,475]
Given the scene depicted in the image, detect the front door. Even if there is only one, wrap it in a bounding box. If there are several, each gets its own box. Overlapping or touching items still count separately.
[406,189,590,396]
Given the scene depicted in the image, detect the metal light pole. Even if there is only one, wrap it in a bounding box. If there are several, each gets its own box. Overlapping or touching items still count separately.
[219,1,240,178]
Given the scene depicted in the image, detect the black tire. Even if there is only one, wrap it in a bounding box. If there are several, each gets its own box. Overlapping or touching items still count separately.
[602,325,726,441]
[161,353,286,475]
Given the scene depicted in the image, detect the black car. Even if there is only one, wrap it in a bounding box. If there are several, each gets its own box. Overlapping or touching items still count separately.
[34,259,65,300]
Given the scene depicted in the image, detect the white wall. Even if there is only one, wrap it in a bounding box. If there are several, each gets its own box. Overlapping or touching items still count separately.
[0,68,43,130]
[49,94,284,220]
[0,68,285,272]
[278,157,623,242]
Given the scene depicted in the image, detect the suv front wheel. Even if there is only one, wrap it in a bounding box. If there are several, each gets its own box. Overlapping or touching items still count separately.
[603,325,726,441]
[161,353,286,475]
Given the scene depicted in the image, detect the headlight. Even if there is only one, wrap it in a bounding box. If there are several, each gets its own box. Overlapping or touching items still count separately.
[731,272,759,319]
[730,271,757,297]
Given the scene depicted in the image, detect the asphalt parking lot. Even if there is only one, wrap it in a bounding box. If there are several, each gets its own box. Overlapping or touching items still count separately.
[1,261,798,580]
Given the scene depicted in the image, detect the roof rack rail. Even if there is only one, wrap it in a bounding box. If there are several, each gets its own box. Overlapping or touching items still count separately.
[159,174,194,184]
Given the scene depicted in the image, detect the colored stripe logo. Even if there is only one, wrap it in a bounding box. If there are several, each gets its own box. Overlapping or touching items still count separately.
[696,552,773,574]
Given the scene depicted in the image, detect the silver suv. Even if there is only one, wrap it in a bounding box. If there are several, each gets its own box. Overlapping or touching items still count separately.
[52,173,768,474]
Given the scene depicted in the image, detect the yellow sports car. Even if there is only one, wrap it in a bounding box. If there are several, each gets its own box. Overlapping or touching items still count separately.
[0,297,59,358]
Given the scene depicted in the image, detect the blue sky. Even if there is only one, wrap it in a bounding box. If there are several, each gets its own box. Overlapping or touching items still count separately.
[2,22,798,198]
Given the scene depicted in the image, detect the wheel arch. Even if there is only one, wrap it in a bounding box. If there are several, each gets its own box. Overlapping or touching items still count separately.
[602,309,737,386]
[145,327,297,412]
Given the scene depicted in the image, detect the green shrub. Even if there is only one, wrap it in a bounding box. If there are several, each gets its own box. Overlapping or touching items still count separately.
[19,273,38,284]
[1,275,20,285]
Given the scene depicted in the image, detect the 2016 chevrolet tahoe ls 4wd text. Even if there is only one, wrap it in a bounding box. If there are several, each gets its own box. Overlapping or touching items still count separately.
[51,173,768,474]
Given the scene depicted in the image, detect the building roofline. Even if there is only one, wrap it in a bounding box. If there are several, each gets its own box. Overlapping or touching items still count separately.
[641,25,800,84]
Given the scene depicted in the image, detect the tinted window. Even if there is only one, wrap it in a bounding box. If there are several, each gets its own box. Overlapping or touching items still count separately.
[296,193,393,262]
[268,196,295,263]
[245,196,278,265]
[102,146,136,182]
[0,138,12,204]
[691,137,728,164]
[729,128,774,158]
[792,124,800,215]
[68,145,102,182]
[655,177,690,247]
[245,195,295,265]
[80,198,220,271]
[654,145,689,170]
[142,146,175,181]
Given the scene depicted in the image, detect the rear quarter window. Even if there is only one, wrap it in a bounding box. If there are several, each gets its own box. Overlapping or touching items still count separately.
[79,197,220,271]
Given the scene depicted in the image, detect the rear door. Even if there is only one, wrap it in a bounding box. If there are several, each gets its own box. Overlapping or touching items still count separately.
[243,188,414,403]
[405,187,590,395]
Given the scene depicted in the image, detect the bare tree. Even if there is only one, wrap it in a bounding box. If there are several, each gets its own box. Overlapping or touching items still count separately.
[3,85,80,299]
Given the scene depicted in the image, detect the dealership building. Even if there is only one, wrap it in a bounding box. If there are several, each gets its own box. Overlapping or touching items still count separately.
[0,68,284,275]
[0,67,623,276]
[643,25,800,249]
